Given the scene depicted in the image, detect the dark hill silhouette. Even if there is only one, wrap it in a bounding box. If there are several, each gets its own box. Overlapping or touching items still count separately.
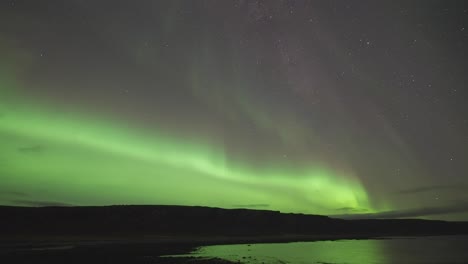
[1,205,468,240]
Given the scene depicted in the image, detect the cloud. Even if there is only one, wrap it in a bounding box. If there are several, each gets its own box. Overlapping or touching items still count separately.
[231,204,270,208]
[11,199,73,207]
[395,184,468,195]
[0,190,29,197]
[335,207,370,213]
[17,145,44,153]
[333,203,468,219]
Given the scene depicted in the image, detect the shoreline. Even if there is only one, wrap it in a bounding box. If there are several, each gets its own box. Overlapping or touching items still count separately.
[2,234,467,264]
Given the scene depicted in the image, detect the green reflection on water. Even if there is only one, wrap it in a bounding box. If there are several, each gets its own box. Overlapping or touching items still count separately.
[192,240,389,264]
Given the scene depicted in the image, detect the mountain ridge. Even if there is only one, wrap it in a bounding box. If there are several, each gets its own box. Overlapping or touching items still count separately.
[1,204,467,240]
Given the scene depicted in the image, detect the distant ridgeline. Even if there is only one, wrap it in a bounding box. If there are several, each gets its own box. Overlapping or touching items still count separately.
[1,205,468,238]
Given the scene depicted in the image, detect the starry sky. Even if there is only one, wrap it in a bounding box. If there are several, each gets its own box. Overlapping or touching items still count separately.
[1,0,468,220]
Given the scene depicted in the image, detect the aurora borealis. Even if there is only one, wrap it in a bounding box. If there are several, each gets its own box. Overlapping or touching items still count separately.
[0,84,371,215]
[1,1,468,220]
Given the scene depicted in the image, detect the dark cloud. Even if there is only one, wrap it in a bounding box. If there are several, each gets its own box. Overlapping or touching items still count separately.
[395,184,468,195]
[18,145,44,154]
[0,190,28,197]
[11,199,73,207]
[334,203,468,219]
[231,204,270,208]
[335,207,370,213]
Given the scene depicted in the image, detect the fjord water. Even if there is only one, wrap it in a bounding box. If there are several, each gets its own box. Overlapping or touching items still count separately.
[190,236,468,264]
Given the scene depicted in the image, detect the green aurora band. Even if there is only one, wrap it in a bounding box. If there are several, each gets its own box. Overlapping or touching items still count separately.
[0,85,374,215]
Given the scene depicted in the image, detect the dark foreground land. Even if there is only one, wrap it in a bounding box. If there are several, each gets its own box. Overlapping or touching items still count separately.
[1,205,468,263]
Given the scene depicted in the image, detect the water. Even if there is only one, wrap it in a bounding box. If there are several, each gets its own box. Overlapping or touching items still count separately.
[188,236,468,264]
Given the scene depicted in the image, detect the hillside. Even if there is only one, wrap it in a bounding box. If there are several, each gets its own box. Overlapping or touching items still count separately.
[1,205,467,240]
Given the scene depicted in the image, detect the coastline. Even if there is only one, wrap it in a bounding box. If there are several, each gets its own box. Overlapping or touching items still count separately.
[0,234,461,264]
[2,205,468,263]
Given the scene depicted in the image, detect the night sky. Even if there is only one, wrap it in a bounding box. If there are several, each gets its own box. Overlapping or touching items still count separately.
[1,0,468,220]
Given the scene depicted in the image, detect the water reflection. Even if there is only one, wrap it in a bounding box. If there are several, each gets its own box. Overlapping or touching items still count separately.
[191,239,387,264]
[189,236,468,264]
